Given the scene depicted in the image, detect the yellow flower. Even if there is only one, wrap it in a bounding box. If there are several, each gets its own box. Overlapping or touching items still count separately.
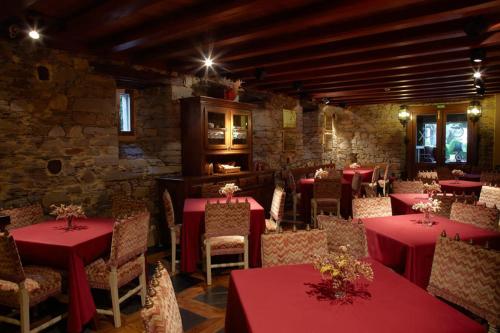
[320,264,333,274]
[331,269,340,277]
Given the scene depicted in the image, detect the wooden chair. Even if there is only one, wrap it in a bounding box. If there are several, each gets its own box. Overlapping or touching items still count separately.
[352,196,392,219]
[142,262,183,333]
[0,231,64,333]
[287,171,302,223]
[0,203,43,231]
[377,163,391,196]
[111,195,148,218]
[362,165,380,197]
[265,186,286,232]
[450,202,499,231]
[480,171,500,186]
[204,200,250,285]
[478,185,500,209]
[392,180,424,194]
[428,236,499,333]
[261,229,328,267]
[311,178,342,226]
[85,211,150,328]
[163,190,181,275]
[316,215,368,258]
[351,171,362,198]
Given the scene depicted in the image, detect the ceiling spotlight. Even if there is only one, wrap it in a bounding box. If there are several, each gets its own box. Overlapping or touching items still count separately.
[470,48,486,63]
[322,97,331,105]
[474,78,483,89]
[203,57,214,68]
[28,29,40,40]
[473,71,481,79]
[476,86,486,96]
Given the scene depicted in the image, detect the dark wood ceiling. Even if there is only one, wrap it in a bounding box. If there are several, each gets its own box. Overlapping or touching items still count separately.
[4,0,500,105]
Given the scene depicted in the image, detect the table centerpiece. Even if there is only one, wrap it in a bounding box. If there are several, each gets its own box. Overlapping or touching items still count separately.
[412,198,441,226]
[50,203,86,230]
[451,169,464,183]
[314,168,329,179]
[219,183,241,202]
[423,181,442,197]
[349,162,361,169]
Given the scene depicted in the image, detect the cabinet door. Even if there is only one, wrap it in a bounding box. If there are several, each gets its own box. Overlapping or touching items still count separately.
[205,107,230,150]
[231,110,251,149]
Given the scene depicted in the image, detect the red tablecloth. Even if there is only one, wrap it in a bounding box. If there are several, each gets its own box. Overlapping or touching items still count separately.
[362,214,500,288]
[11,219,114,333]
[298,178,351,222]
[225,260,485,333]
[390,193,429,215]
[460,173,481,182]
[181,197,265,273]
[438,180,482,196]
[342,168,374,182]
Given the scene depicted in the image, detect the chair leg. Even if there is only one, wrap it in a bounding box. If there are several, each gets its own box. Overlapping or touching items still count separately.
[170,229,177,275]
[19,285,29,333]
[139,255,147,307]
[293,194,297,223]
[206,240,212,285]
[244,236,249,269]
[311,199,316,227]
[337,201,340,217]
[109,268,121,328]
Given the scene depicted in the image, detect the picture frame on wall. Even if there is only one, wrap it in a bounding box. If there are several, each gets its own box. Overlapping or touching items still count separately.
[283,108,297,128]
[282,131,297,152]
[323,133,333,152]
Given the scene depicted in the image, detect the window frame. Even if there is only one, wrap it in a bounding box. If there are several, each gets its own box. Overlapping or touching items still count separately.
[117,88,136,139]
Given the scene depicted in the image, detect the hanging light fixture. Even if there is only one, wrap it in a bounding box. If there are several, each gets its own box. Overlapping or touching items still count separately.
[467,100,482,122]
[470,48,486,63]
[398,105,410,127]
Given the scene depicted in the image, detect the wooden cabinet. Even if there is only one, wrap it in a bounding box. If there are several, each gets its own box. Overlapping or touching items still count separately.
[181,96,254,176]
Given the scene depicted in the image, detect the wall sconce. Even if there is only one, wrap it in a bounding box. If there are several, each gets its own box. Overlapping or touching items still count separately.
[467,101,482,122]
[398,105,410,127]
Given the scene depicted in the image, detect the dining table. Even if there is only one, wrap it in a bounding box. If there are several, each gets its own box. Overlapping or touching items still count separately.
[390,193,429,215]
[181,197,265,273]
[225,259,485,333]
[438,179,483,196]
[362,213,500,288]
[10,218,114,333]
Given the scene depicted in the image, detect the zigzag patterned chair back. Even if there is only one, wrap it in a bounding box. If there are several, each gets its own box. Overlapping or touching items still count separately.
[316,215,368,258]
[352,196,392,219]
[313,178,341,199]
[111,195,149,219]
[0,203,43,231]
[480,171,500,186]
[431,193,455,218]
[479,185,500,210]
[204,200,250,238]
[392,180,424,194]
[0,232,26,283]
[450,202,499,231]
[261,229,328,267]
[162,190,175,228]
[270,187,286,222]
[417,170,438,184]
[109,211,150,268]
[142,262,183,333]
[428,236,500,330]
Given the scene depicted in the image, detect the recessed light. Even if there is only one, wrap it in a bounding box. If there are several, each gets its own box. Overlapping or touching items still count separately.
[470,48,486,63]
[28,30,40,40]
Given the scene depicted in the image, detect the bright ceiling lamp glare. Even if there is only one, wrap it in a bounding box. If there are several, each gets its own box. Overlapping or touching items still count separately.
[470,48,486,63]
[473,71,481,79]
[28,29,40,40]
[203,57,214,68]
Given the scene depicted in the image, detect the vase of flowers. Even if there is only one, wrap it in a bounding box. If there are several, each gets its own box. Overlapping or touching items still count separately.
[50,204,86,229]
[313,246,374,299]
[412,198,441,226]
[451,169,464,183]
[314,168,329,179]
[423,181,442,197]
[349,162,361,169]
[218,183,241,202]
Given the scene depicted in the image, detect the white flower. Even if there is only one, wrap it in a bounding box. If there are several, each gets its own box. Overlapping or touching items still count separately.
[314,168,329,179]
[349,163,360,169]
[50,204,86,220]
[219,183,241,196]
[451,169,464,177]
[412,198,441,213]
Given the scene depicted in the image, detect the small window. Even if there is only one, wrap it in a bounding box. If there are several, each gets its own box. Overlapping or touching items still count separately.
[117,89,134,136]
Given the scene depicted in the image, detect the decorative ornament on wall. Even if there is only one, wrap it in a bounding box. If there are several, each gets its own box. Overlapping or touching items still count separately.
[283,108,297,128]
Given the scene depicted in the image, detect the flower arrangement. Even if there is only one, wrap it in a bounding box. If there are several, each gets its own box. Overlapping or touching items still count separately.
[219,183,241,202]
[451,169,464,179]
[349,163,361,169]
[312,245,373,299]
[50,204,86,229]
[423,181,441,195]
[412,198,441,226]
[314,168,329,179]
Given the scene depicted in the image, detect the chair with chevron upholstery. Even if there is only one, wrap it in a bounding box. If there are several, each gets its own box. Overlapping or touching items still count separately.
[0,230,64,333]
[0,203,44,231]
[352,196,392,219]
[431,193,455,218]
[85,210,150,328]
[392,180,424,194]
[142,262,182,333]
[450,202,499,231]
[428,235,500,333]
[204,200,250,285]
[417,170,438,184]
[265,186,286,232]
[316,215,368,258]
[163,190,181,275]
[111,195,148,219]
[478,185,500,210]
[261,229,328,267]
[311,178,342,227]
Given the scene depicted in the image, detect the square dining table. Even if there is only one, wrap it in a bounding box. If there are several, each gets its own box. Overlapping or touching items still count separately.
[362,213,500,288]
[390,193,429,215]
[225,260,485,333]
[181,197,265,273]
[10,218,114,333]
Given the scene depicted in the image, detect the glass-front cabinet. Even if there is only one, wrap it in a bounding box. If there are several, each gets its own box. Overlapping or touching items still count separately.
[206,109,229,149]
[231,111,250,149]
[204,107,251,150]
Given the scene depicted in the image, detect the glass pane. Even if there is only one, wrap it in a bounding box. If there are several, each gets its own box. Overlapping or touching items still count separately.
[119,93,131,132]
[232,114,248,145]
[415,114,437,163]
[207,112,226,145]
[445,113,467,164]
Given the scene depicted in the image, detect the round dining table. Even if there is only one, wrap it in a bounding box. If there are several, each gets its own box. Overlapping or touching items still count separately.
[438,179,482,196]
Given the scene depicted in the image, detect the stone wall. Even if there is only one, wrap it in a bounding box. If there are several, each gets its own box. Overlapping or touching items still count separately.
[477,95,496,168]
